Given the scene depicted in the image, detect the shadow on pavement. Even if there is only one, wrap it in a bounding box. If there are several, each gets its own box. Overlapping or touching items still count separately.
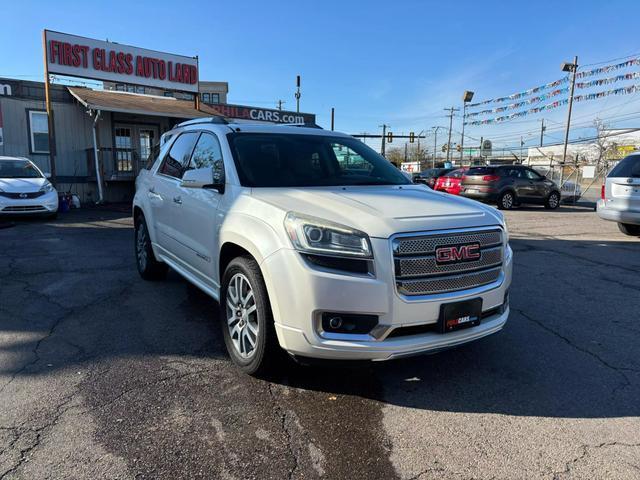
[1,210,639,421]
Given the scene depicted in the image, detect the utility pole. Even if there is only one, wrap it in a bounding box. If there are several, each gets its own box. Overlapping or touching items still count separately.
[295,75,301,113]
[379,124,389,156]
[277,100,285,111]
[431,126,441,168]
[540,119,545,147]
[561,56,579,185]
[330,107,335,131]
[404,143,408,162]
[444,107,459,163]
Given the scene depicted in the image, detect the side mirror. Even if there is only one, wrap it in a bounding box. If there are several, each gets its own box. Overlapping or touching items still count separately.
[181,167,214,189]
[181,166,225,193]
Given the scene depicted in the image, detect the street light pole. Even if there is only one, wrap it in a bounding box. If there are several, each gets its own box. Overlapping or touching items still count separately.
[295,75,301,113]
[460,91,474,163]
[561,56,579,185]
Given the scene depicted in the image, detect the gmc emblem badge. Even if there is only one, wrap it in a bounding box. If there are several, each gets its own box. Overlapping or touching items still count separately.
[435,243,481,264]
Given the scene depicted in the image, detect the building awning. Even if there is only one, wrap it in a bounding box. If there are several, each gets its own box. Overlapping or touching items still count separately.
[67,87,220,119]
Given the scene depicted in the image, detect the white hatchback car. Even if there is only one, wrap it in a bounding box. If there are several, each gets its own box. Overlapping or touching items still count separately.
[0,156,58,217]
[597,154,640,236]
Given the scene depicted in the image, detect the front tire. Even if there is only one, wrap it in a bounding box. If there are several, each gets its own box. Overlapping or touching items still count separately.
[545,191,561,209]
[618,222,640,236]
[135,215,168,280]
[220,256,279,375]
[497,191,515,210]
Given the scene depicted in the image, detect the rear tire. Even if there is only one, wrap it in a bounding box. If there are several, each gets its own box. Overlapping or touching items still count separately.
[135,215,168,280]
[618,222,640,236]
[497,191,515,210]
[545,191,561,210]
[220,256,280,376]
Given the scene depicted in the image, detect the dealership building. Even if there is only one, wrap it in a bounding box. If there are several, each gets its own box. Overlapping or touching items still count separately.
[0,31,314,203]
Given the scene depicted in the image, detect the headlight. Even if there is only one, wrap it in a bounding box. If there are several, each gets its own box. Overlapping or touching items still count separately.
[284,212,373,258]
[39,182,55,193]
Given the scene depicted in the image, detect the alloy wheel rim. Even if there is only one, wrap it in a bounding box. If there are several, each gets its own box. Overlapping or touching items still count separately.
[136,224,147,270]
[549,194,559,208]
[503,194,513,209]
[226,273,259,358]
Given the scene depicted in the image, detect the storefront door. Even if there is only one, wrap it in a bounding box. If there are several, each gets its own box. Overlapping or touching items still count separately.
[113,124,159,175]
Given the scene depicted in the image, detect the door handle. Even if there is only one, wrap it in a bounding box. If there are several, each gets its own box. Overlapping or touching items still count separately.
[173,196,182,205]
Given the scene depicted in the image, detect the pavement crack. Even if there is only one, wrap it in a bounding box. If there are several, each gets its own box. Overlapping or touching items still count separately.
[553,442,640,479]
[513,308,635,394]
[267,383,299,480]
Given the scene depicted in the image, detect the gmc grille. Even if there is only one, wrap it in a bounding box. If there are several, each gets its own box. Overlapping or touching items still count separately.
[392,228,504,296]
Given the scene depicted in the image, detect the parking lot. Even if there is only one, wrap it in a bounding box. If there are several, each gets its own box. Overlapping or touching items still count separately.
[1,205,639,479]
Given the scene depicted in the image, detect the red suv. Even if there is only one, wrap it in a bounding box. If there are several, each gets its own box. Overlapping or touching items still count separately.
[434,168,468,195]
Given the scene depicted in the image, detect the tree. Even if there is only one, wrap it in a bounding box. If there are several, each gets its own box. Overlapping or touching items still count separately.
[385,147,404,166]
[593,118,618,170]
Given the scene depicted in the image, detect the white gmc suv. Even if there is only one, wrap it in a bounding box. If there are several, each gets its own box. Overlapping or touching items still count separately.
[133,118,513,374]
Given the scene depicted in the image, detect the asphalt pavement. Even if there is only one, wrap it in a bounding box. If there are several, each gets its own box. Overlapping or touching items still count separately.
[0,205,639,479]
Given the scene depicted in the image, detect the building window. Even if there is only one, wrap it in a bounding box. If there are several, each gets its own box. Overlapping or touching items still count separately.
[210,93,220,104]
[202,93,210,103]
[28,111,49,154]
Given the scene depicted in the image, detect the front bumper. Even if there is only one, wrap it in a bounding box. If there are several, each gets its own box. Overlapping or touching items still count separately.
[262,238,513,361]
[597,200,640,225]
[0,191,58,215]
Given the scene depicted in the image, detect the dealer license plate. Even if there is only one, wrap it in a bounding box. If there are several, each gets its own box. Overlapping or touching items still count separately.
[438,298,482,333]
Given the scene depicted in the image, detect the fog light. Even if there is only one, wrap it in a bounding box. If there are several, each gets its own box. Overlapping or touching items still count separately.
[328,317,343,329]
[320,312,378,335]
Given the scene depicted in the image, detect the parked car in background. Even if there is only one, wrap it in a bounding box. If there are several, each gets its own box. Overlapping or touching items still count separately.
[414,167,456,188]
[460,165,561,210]
[434,168,468,195]
[0,157,58,217]
[597,154,640,236]
[133,119,512,375]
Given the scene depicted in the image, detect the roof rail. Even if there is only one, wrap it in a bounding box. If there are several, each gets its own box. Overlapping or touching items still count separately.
[177,116,228,127]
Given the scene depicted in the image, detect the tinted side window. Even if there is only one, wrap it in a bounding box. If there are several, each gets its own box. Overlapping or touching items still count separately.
[609,155,640,178]
[189,133,223,169]
[189,132,226,184]
[158,132,198,179]
[524,168,543,180]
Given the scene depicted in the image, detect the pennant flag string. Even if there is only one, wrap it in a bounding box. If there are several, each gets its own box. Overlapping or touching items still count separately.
[466,87,569,119]
[576,58,640,79]
[464,83,640,126]
[576,71,640,89]
[467,57,640,110]
[467,77,569,108]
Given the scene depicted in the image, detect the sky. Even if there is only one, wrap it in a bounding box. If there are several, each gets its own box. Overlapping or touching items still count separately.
[2,0,640,154]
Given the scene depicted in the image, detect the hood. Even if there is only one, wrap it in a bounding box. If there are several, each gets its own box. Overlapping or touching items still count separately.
[0,177,47,193]
[250,185,504,238]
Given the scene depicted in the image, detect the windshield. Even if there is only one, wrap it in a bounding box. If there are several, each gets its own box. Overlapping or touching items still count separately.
[0,160,43,179]
[227,133,411,187]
